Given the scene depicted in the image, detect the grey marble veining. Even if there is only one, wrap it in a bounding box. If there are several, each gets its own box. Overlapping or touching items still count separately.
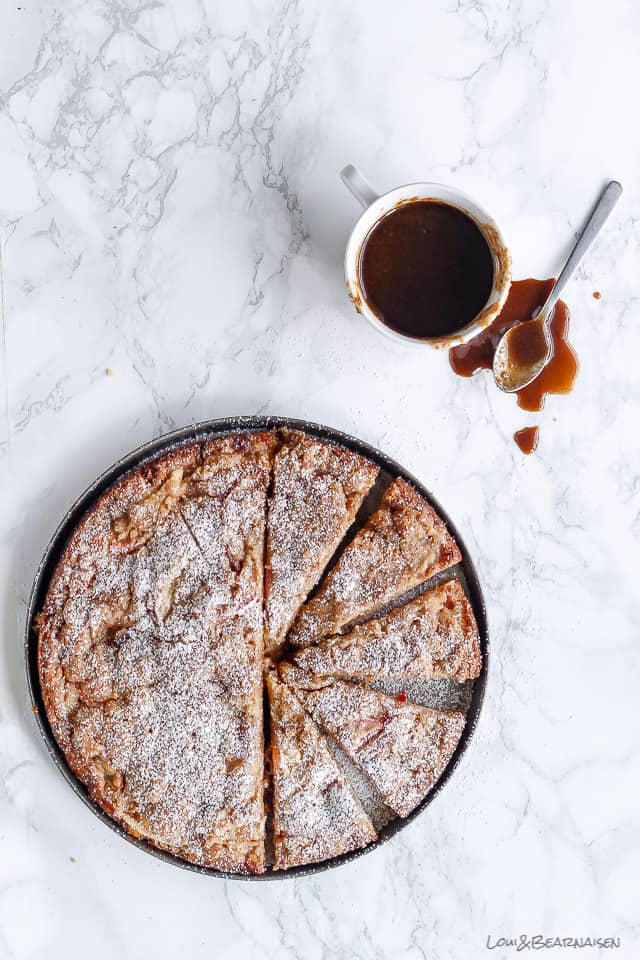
[1,0,639,957]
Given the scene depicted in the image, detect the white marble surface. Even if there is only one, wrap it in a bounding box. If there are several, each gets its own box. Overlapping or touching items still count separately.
[1,0,639,957]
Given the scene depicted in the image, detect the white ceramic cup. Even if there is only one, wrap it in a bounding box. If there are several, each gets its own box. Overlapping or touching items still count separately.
[341,164,512,348]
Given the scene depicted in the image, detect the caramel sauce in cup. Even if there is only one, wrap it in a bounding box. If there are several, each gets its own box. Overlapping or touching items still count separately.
[358,200,495,340]
[342,168,512,347]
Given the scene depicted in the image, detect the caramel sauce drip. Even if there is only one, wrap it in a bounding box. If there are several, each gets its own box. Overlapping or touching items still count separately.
[514,426,539,455]
[449,278,579,413]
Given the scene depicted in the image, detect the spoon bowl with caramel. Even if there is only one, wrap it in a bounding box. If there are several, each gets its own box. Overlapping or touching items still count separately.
[493,180,622,393]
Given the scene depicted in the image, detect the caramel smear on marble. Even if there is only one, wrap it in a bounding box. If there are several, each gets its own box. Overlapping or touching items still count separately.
[449,278,579,451]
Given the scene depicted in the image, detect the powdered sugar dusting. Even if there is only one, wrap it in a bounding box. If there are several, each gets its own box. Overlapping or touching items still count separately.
[288,477,462,647]
[292,678,466,818]
[266,672,377,869]
[287,579,481,683]
[264,430,378,651]
[36,427,477,874]
[38,433,273,873]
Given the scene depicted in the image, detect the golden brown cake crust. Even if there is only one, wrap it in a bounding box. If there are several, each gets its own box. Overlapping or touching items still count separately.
[264,430,378,653]
[266,672,377,870]
[37,432,276,873]
[283,579,481,685]
[288,477,462,648]
[288,678,466,818]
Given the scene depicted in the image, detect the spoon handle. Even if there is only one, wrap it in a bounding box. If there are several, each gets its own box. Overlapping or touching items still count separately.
[540,180,623,319]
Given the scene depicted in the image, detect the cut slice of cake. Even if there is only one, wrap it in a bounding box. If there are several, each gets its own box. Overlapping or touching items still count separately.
[288,477,462,648]
[266,672,377,870]
[289,678,465,817]
[282,579,481,686]
[264,430,379,654]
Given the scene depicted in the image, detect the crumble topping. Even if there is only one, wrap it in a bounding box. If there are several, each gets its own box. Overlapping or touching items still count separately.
[264,430,378,652]
[289,678,466,818]
[284,579,481,685]
[266,672,377,869]
[288,477,462,647]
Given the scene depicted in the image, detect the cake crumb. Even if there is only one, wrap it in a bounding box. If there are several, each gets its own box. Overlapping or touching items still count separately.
[593,291,601,300]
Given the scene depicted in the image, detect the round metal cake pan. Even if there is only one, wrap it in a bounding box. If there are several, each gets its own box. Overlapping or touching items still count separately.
[25,415,489,880]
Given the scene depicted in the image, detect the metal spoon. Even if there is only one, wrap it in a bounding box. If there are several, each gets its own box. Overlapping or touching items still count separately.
[493,180,623,393]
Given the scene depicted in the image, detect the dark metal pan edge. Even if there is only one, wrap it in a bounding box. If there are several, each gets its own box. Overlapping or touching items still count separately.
[25,415,489,881]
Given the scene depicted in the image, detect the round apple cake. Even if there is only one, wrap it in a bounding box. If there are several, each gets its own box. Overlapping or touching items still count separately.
[36,428,482,873]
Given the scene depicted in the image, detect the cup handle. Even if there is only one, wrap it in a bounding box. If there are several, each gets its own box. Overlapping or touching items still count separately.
[340,164,379,209]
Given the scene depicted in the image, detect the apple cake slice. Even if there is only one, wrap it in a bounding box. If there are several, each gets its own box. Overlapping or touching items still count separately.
[266,672,377,869]
[282,579,481,686]
[264,430,378,654]
[289,678,465,817]
[288,477,461,648]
